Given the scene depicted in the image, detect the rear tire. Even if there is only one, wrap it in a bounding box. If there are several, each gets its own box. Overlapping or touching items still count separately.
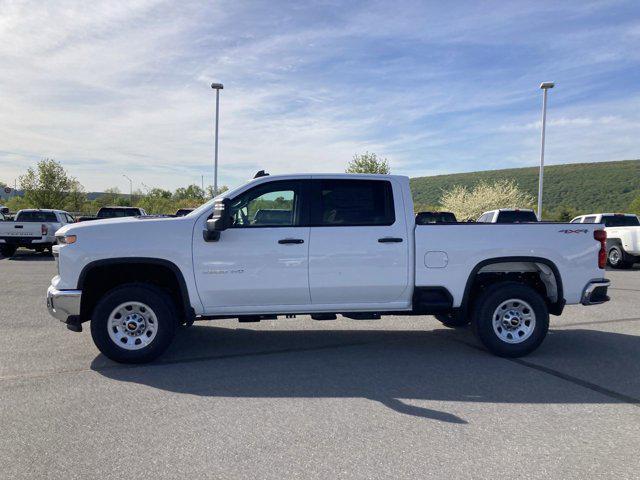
[435,312,469,328]
[472,282,549,358]
[607,246,633,269]
[90,283,178,363]
[0,245,17,257]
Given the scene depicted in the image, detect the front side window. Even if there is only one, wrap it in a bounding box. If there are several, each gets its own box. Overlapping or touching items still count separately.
[583,216,597,223]
[315,179,395,226]
[229,181,300,227]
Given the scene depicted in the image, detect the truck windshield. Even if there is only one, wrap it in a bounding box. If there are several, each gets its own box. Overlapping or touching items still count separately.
[496,211,538,223]
[16,211,57,222]
[602,215,640,227]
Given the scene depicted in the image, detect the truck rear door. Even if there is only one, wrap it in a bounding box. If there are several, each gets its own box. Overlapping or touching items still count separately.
[307,177,409,305]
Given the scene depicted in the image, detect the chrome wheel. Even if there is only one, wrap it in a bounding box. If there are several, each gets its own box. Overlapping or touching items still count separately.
[608,248,620,265]
[107,301,158,350]
[492,298,536,344]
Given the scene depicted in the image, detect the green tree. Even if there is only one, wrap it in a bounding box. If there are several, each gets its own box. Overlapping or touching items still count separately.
[346,152,390,174]
[206,185,229,198]
[440,179,535,221]
[173,184,205,202]
[19,158,79,209]
[629,194,640,216]
[551,205,580,222]
[63,180,87,213]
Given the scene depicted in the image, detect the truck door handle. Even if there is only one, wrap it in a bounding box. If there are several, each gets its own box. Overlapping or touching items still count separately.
[378,237,403,243]
[15,225,23,229]
[278,238,304,244]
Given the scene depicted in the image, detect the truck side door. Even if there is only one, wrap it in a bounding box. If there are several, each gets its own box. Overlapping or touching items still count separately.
[192,179,311,311]
[307,178,409,306]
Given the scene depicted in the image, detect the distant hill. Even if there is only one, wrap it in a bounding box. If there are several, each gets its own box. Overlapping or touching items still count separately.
[410,159,640,214]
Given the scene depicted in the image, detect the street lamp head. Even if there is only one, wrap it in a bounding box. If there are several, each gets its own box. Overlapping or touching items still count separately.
[211,82,224,90]
[540,82,555,89]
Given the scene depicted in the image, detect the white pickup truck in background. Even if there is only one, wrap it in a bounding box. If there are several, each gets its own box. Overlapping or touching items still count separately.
[47,174,610,363]
[0,209,74,257]
[571,213,640,268]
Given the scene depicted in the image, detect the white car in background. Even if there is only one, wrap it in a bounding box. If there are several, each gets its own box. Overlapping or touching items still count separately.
[571,213,640,268]
[0,209,74,257]
[477,209,538,223]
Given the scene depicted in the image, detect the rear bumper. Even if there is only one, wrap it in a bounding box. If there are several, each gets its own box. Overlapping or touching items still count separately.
[46,285,82,323]
[581,279,610,305]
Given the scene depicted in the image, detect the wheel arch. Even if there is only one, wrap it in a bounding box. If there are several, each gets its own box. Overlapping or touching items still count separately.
[460,256,565,316]
[77,257,194,323]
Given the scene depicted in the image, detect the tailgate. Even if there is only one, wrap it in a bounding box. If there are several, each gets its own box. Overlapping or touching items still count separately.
[0,223,42,238]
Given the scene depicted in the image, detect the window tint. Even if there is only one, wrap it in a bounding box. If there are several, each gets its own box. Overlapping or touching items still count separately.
[229,181,300,227]
[602,215,640,227]
[97,208,139,218]
[495,210,538,223]
[416,211,457,224]
[583,216,597,223]
[16,211,57,222]
[316,180,394,226]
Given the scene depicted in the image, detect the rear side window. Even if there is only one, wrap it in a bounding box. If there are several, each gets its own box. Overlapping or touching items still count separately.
[583,216,597,223]
[602,215,640,227]
[315,180,395,226]
[495,211,538,223]
[16,211,57,222]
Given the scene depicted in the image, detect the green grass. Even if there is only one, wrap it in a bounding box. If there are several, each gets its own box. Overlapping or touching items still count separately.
[410,159,640,215]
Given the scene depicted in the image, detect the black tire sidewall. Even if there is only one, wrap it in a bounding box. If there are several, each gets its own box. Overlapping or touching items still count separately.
[473,282,549,357]
[608,246,623,268]
[90,283,177,363]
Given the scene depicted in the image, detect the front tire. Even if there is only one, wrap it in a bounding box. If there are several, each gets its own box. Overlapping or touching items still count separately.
[472,282,549,357]
[90,283,178,363]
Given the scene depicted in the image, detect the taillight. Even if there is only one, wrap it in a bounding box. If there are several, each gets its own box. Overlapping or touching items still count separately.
[594,229,606,269]
[41,224,48,236]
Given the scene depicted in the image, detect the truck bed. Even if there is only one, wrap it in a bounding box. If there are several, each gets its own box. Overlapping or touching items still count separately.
[414,222,603,307]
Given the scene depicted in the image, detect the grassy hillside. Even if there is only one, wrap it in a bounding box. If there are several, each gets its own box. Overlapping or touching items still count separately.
[410,159,640,216]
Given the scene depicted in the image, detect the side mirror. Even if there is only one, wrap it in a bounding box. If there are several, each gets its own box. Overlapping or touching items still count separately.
[204,198,231,241]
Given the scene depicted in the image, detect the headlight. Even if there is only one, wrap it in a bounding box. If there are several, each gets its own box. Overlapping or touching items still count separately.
[56,234,77,245]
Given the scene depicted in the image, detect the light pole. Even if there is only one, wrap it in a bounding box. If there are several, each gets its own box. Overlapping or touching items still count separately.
[122,174,133,201]
[211,82,224,196]
[537,81,554,220]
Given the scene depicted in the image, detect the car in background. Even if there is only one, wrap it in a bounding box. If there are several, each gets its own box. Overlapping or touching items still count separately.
[571,213,640,269]
[0,209,74,257]
[415,211,457,224]
[174,208,194,217]
[477,209,538,223]
[77,206,147,222]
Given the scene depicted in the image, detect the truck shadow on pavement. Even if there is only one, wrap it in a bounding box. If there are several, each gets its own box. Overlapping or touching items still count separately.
[91,324,640,424]
[1,251,54,261]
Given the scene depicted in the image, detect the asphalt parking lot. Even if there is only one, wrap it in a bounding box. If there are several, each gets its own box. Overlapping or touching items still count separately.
[1,251,639,479]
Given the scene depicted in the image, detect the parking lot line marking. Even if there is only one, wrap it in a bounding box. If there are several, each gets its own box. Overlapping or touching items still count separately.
[610,287,640,292]
[448,336,640,407]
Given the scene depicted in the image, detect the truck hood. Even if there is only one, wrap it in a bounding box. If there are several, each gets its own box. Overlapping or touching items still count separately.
[56,215,185,237]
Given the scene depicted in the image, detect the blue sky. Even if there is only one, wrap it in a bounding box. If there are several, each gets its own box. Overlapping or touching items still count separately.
[1,0,639,192]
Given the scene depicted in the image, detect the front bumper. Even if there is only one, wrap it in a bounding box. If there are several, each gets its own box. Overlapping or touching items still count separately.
[581,279,610,305]
[46,285,82,323]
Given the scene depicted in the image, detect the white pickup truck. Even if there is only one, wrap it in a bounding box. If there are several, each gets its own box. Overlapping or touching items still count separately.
[571,213,640,268]
[47,174,610,363]
[0,209,74,257]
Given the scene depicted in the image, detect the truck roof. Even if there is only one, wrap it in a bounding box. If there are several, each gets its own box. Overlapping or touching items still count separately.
[16,208,67,213]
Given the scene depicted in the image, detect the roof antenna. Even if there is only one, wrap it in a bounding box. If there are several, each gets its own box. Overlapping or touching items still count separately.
[254,170,269,178]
